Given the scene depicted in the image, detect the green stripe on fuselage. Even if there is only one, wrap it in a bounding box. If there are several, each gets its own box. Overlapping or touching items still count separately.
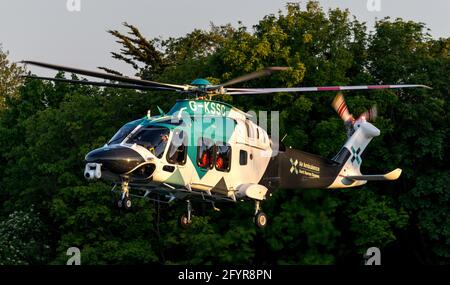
[128,100,238,181]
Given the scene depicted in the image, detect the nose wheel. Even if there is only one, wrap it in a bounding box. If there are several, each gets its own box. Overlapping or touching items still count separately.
[115,181,132,211]
[179,200,193,229]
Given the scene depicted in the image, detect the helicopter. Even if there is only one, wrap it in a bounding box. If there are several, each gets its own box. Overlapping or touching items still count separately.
[22,60,430,228]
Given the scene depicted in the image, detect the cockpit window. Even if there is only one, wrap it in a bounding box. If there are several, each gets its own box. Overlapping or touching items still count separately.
[126,127,170,158]
[108,119,143,145]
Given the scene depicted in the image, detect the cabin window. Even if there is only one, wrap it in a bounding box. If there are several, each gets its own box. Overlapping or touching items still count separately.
[167,129,187,165]
[256,127,260,140]
[215,143,232,172]
[239,150,248,165]
[197,138,214,169]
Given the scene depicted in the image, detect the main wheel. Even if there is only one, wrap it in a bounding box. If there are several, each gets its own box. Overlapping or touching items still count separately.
[255,211,268,228]
[179,213,191,229]
[123,197,132,210]
[117,199,123,209]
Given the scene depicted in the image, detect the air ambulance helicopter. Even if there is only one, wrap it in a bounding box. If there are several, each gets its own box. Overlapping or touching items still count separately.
[22,60,430,228]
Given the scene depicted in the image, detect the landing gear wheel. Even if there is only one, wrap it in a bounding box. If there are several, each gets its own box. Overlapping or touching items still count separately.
[179,213,191,229]
[123,197,132,210]
[117,199,123,209]
[255,211,268,228]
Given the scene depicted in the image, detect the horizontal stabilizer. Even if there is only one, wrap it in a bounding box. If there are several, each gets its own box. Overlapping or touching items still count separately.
[345,168,402,181]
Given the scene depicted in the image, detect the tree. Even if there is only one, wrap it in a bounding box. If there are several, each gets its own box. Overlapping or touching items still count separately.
[0,208,50,265]
[0,47,24,111]
[102,22,235,81]
[367,19,449,264]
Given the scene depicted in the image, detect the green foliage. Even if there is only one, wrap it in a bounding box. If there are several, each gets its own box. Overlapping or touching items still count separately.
[401,173,450,263]
[0,208,50,265]
[0,47,24,111]
[0,1,448,265]
[103,22,235,81]
[162,215,256,265]
[345,189,408,252]
[264,190,340,264]
[50,184,160,265]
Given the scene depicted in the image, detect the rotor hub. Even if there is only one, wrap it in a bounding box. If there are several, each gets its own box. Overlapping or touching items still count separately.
[190,78,211,87]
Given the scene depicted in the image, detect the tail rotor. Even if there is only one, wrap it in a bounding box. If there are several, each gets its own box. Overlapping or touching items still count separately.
[332,93,354,123]
[332,93,377,137]
[358,104,377,122]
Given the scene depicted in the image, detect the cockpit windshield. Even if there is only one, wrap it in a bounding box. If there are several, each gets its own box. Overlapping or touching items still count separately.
[108,119,143,145]
[126,127,170,158]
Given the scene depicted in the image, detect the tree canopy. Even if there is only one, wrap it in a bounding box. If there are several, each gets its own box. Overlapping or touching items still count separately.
[0,1,448,265]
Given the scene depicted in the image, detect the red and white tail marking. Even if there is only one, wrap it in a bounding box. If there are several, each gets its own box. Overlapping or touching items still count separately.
[332,93,353,122]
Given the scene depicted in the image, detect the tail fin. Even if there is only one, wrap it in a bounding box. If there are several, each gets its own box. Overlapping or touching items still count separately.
[276,93,405,190]
[328,118,390,189]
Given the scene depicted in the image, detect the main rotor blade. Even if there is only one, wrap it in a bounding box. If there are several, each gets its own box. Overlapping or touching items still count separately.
[22,60,187,91]
[210,66,289,89]
[24,76,177,91]
[225,84,431,95]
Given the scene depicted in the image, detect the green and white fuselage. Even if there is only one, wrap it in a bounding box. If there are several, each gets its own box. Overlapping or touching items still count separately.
[84,98,402,212]
[85,99,274,202]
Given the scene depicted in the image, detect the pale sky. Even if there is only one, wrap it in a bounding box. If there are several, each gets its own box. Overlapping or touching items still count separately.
[0,0,448,77]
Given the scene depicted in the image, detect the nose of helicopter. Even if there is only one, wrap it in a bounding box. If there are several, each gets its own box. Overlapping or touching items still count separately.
[85,145,145,174]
